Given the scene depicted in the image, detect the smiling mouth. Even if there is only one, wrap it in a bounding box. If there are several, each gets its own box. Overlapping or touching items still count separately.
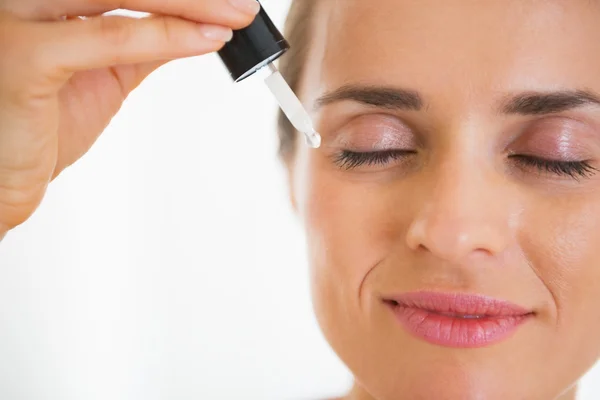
[385,300,495,319]
[382,292,535,348]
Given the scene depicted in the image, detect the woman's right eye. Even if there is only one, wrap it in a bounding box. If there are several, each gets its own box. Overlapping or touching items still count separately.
[333,150,416,170]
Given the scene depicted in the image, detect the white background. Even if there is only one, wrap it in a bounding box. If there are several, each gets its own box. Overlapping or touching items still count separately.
[0,1,598,399]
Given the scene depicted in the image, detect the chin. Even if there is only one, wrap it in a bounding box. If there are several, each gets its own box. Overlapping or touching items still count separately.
[347,359,545,400]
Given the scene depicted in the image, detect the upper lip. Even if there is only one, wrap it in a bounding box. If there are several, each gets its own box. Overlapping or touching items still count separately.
[382,291,533,317]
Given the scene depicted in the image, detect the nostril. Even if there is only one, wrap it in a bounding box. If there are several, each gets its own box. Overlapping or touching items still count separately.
[406,213,509,262]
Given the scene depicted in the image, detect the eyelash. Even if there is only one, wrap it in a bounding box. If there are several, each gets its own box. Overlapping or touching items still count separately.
[508,155,597,179]
[334,150,598,179]
[333,150,414,169]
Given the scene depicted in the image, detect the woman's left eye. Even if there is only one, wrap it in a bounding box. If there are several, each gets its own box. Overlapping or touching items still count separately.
[509,155,598,179]
[333,150,415,170]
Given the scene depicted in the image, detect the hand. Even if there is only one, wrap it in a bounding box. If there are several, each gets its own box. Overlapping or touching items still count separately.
[0,0,260,234]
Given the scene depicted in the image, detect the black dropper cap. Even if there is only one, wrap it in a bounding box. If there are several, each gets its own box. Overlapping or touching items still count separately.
[218,1,290,82]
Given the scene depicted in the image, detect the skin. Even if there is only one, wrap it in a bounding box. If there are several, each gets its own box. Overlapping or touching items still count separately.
[2,0,600,399]
[289,0,600,399]
[0,0,260,233]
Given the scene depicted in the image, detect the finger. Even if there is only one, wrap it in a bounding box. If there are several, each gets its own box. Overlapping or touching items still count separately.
[32,15,234,77]
[105,0,261,30]
[49,58,166,179]
[111,59,168,95]
[1,0,260,30]
[0,1,115,21]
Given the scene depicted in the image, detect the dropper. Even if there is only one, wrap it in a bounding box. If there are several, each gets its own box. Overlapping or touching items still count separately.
[217,1,322,148]
[263,64,321,148]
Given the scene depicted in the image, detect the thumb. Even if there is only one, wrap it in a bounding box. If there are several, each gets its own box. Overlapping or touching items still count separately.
[35,14,233,78]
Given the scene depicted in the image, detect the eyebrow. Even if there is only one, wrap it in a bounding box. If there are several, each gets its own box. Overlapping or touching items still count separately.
[314,85,600,115]
[314,85,423,111]
[500,90,600,115]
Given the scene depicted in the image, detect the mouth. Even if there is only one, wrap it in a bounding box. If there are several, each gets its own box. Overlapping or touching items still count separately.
[382,291,535,348]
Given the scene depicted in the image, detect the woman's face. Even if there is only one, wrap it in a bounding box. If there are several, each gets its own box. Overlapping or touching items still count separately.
[290,1,600,399]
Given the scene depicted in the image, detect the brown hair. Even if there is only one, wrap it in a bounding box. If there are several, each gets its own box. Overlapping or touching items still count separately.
[277,0,316,161]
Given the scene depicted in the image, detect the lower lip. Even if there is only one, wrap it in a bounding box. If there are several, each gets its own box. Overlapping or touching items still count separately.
[387,303,532,348]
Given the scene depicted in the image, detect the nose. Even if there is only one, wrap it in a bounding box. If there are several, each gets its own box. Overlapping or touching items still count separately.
[405,160,515,264]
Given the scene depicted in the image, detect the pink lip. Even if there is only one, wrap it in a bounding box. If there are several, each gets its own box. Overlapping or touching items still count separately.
[383,291,534,348]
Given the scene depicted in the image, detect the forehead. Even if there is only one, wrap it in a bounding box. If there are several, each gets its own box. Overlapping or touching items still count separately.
[302,0,600,108]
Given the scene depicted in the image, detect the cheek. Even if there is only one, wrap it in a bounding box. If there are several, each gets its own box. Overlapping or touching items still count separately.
[304,175,394,296]
[295,154,409,344]
[522,194,600,369]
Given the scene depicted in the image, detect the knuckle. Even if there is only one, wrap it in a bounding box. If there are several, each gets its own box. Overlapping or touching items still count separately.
[159,16,176,44]
[97,16,133,49]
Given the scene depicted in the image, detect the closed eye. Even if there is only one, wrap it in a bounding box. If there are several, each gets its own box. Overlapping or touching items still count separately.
[509,155,598,179]
[333,150,416,170]
[333,150,598,180]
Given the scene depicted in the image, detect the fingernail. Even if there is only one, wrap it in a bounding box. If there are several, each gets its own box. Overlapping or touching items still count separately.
[198,24,234,42]
[228,0,261,15]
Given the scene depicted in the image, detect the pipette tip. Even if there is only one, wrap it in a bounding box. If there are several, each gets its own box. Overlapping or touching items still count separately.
[304,130,322,148]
